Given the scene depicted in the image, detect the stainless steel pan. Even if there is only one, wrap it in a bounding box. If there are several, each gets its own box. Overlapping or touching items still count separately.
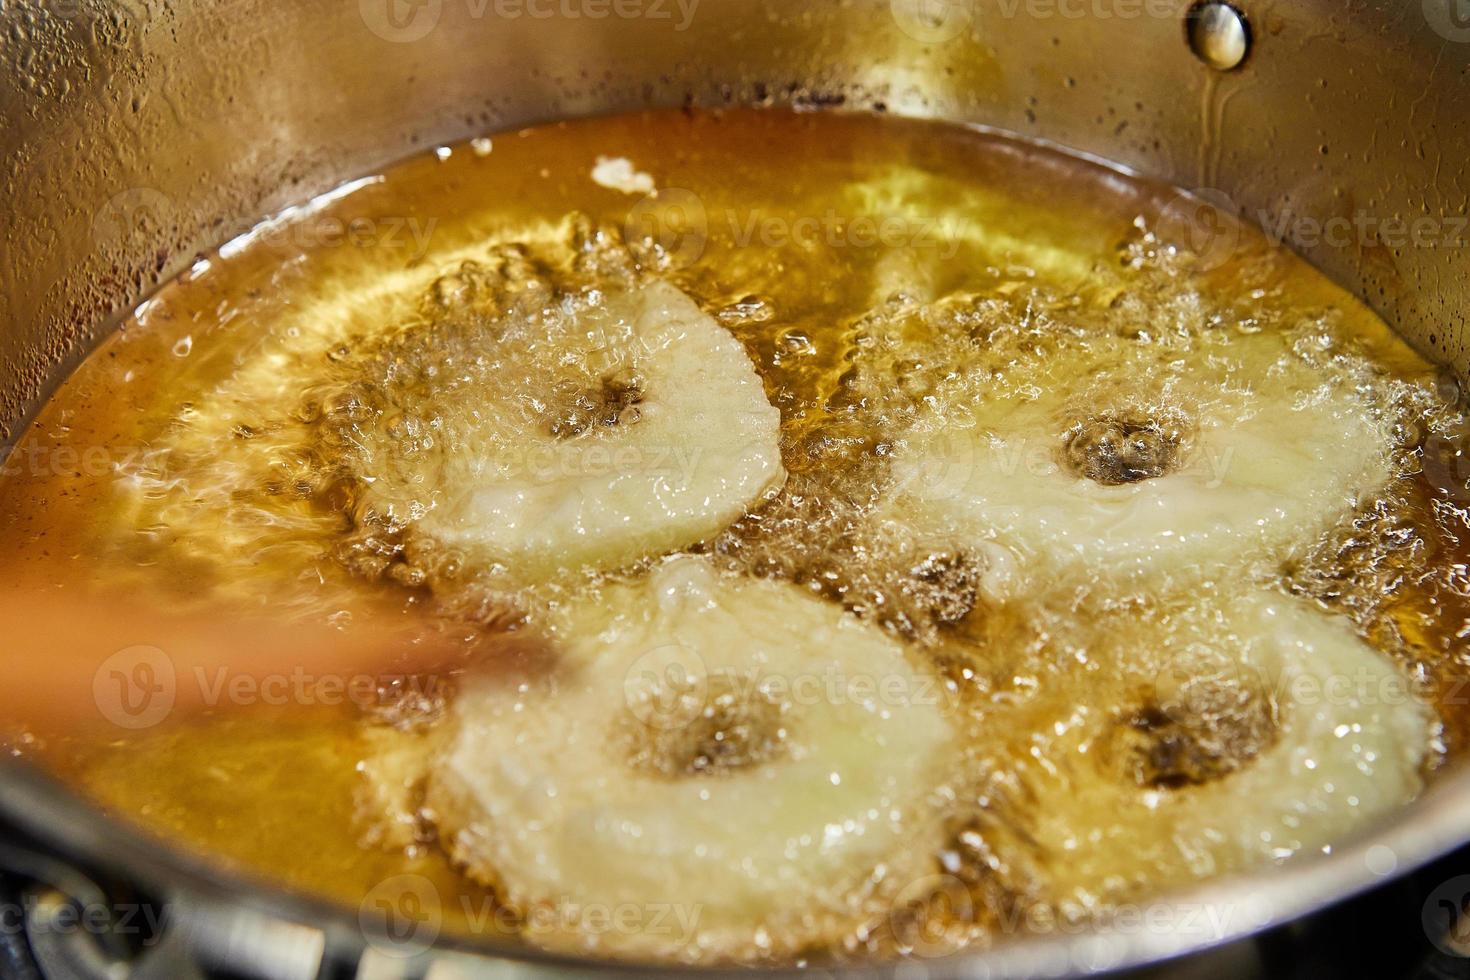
[1,1,1468,976]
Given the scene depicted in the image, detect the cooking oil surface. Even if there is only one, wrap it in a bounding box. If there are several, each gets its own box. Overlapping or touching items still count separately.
[4,108,1470,964]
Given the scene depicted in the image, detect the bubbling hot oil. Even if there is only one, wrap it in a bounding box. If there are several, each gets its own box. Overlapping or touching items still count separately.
[3,108,1470,961]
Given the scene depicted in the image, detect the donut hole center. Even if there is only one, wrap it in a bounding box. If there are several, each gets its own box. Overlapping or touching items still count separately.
[1109,677,1278,789]
[623,677,788,778]
[1063,413,1188,486]
[549,370,645,439]
[908,551,983,628]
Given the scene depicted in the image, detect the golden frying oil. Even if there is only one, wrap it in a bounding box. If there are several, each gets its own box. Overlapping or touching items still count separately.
[3,108,1470,957]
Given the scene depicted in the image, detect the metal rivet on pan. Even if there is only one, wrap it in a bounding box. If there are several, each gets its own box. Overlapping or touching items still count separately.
[1186,1,1251,71]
